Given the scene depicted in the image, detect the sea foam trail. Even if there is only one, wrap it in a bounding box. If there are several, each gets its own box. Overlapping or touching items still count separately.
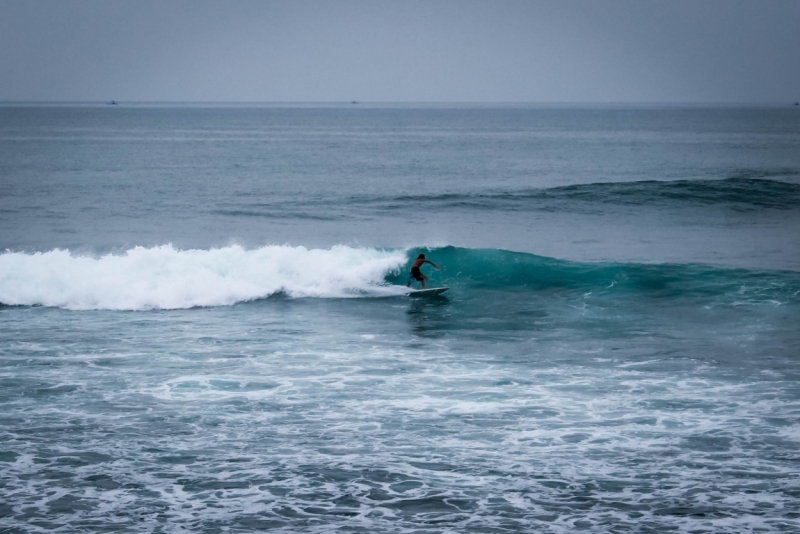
[0,245,408,310]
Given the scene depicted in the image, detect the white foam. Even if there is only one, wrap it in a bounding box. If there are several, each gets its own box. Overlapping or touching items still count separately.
[0,244,407,310]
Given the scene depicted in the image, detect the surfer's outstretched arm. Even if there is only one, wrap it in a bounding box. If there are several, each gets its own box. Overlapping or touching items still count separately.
[423,260,440,269]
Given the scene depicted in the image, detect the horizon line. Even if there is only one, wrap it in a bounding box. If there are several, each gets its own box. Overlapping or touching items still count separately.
[1,100,798,106]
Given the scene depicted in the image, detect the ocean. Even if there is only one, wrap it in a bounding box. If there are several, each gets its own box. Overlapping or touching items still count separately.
[1,103,799,532]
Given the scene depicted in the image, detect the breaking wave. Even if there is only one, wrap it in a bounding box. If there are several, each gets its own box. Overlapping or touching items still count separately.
[0,244,407,310]
[3,244,799,311]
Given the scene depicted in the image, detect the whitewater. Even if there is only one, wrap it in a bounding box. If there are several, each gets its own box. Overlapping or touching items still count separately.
[0,245,407,309]
[1,104,799,533]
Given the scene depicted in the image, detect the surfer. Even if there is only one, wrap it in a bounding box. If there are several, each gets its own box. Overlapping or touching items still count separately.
[406,254,440,289]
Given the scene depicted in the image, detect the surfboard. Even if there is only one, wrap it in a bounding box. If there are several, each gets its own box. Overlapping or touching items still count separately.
[408,287,449,297]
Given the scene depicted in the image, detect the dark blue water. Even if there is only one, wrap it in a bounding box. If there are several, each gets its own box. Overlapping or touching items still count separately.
[1,104,799,532]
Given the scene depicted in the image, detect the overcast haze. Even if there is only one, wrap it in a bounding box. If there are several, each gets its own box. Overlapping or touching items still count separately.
[1,0,799,103]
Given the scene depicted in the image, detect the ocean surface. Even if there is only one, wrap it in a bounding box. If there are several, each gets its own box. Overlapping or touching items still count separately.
[1,103,799,533]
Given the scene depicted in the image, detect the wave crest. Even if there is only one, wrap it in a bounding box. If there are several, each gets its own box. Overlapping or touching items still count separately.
[3,244,798,311]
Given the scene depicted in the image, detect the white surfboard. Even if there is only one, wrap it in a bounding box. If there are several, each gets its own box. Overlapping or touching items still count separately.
[408,287,449,297]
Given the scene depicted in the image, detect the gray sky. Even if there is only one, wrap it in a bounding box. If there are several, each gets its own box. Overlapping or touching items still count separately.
[1,0,798,103]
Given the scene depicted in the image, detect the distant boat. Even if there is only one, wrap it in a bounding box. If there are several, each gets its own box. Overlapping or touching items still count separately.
[351,101,358,104]
[108,100,118,105]
[794,102,799,106]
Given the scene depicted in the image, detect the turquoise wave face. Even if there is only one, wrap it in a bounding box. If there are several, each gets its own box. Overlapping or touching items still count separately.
[389,246,800,304]
[389,247,800,378]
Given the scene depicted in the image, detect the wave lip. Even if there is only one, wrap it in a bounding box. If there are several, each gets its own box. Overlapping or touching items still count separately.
[0,245,407,311]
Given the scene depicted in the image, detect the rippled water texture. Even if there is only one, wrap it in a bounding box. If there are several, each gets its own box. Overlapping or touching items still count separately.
[1,105,800,532]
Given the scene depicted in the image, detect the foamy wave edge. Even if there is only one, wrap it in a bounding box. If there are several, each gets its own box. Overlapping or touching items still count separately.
[0,244,409,310]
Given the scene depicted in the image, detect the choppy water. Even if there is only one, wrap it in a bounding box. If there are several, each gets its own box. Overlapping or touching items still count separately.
[1,104,799,532]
